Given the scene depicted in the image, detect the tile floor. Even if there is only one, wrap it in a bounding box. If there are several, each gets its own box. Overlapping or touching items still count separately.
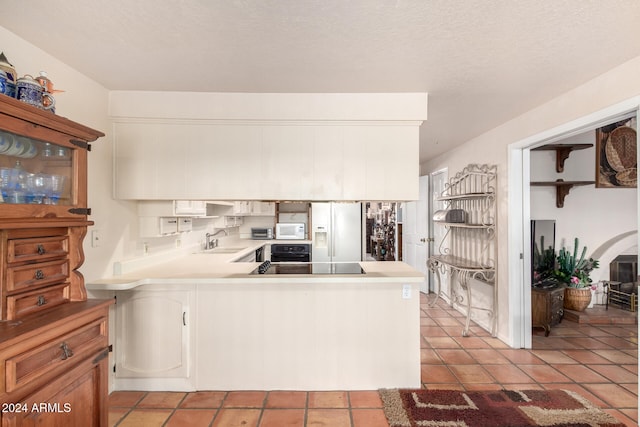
[109,292,638,426]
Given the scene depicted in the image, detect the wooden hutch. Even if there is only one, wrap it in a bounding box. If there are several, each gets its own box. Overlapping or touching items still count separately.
[0,95,110,426]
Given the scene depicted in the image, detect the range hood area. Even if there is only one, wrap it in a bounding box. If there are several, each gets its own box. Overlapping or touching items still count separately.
[110,92,427,202]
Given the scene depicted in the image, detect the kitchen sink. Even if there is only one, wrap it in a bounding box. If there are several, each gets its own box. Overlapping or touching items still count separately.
[200,247,247,254]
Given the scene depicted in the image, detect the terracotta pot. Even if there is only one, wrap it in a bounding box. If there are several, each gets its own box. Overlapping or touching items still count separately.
[564,287,591,312]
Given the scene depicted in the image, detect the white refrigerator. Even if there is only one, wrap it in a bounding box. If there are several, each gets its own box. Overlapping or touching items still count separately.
[311,202,362,262]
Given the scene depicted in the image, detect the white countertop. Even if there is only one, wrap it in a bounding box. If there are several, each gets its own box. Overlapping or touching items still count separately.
[86,239,424,291]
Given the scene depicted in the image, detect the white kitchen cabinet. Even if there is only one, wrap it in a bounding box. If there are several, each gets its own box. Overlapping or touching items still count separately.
[139,200,209,217]
[115,287,195,391]
[174,200,207,216]
[233,201,276,216]
[139,216,192,236]
[114,121,419,201]
[233,201,251,215]
[252,201,276,216]
[185,125,263,200]
[177,217,193,232]
[224,215,244,227]
[313,127,344,199]
[114,122,187,199]
[139,216,179,237]
[261,126,314,200]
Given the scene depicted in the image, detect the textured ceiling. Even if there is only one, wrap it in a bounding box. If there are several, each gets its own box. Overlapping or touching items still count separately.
[1,0,640,162]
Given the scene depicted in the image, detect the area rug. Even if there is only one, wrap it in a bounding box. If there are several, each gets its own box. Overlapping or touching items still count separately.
[380,388,625,427]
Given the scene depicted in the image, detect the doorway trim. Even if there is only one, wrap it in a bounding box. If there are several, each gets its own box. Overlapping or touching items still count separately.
[508,96,640,349]
[428,168,448,294]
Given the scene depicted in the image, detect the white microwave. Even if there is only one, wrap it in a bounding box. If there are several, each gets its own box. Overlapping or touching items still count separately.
[275,223,305,240]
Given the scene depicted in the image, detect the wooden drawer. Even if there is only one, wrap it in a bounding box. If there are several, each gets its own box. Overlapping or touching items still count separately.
[4,316,107,394]
[1,347,109,426]
[7,236,69,264]
[6,284,70,320]
[6,259,70,292]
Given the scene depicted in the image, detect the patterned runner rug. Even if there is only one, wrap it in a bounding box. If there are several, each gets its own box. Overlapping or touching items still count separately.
[380,388,625,426]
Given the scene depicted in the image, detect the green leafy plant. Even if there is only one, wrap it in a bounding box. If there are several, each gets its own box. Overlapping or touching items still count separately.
[553,238,599,288]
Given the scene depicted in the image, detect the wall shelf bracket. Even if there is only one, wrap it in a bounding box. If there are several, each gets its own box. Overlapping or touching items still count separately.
[531,179,595,208]
[532,143,593,173]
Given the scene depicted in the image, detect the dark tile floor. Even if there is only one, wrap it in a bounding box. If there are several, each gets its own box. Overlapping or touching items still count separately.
[109,292,638,426]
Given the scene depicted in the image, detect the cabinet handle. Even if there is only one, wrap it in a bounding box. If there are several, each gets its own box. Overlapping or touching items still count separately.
[34,269,45,280]
[37,244,46,255]
[60,342,74,360]
[36,295,47,306]
[183,312,187,326]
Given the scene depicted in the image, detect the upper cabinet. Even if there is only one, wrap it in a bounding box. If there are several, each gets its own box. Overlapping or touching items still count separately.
[113,121,420,201]
[0,96,104,219]
[110,92,426,201]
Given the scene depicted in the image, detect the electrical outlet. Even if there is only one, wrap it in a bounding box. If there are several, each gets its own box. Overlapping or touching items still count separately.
[176,238,182,248]
[402,284,412,299]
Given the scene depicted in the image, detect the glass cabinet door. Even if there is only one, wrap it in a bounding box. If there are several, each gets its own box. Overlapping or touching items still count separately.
[0,129,75,206]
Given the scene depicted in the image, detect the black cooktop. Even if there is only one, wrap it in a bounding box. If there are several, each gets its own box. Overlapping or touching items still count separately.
[251,261,364,275]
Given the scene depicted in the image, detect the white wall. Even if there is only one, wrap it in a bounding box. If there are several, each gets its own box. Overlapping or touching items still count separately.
[422,55,640,344]
[0,26,135,282]
[530,131,637,284]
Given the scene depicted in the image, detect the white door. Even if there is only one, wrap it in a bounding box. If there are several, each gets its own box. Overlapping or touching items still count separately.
[402,175,429,292]
[429,169,448,295]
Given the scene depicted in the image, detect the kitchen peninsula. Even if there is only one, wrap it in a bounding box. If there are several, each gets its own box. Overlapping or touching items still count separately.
[87,243,423,392]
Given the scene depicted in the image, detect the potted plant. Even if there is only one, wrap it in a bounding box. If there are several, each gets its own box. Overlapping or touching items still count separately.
[532,235,557,284]
[553,238,599,311]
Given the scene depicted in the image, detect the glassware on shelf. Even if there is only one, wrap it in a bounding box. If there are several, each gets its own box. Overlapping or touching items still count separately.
[45,174,66,205]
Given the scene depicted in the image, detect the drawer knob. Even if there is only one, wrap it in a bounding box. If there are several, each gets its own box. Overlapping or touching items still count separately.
[36,244,46,255]
[36,295,47,306]
[35,269,45,280]
[60,342,74,360]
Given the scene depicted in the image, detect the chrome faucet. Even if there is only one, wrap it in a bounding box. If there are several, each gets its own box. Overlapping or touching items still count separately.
[205,229,228,249]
